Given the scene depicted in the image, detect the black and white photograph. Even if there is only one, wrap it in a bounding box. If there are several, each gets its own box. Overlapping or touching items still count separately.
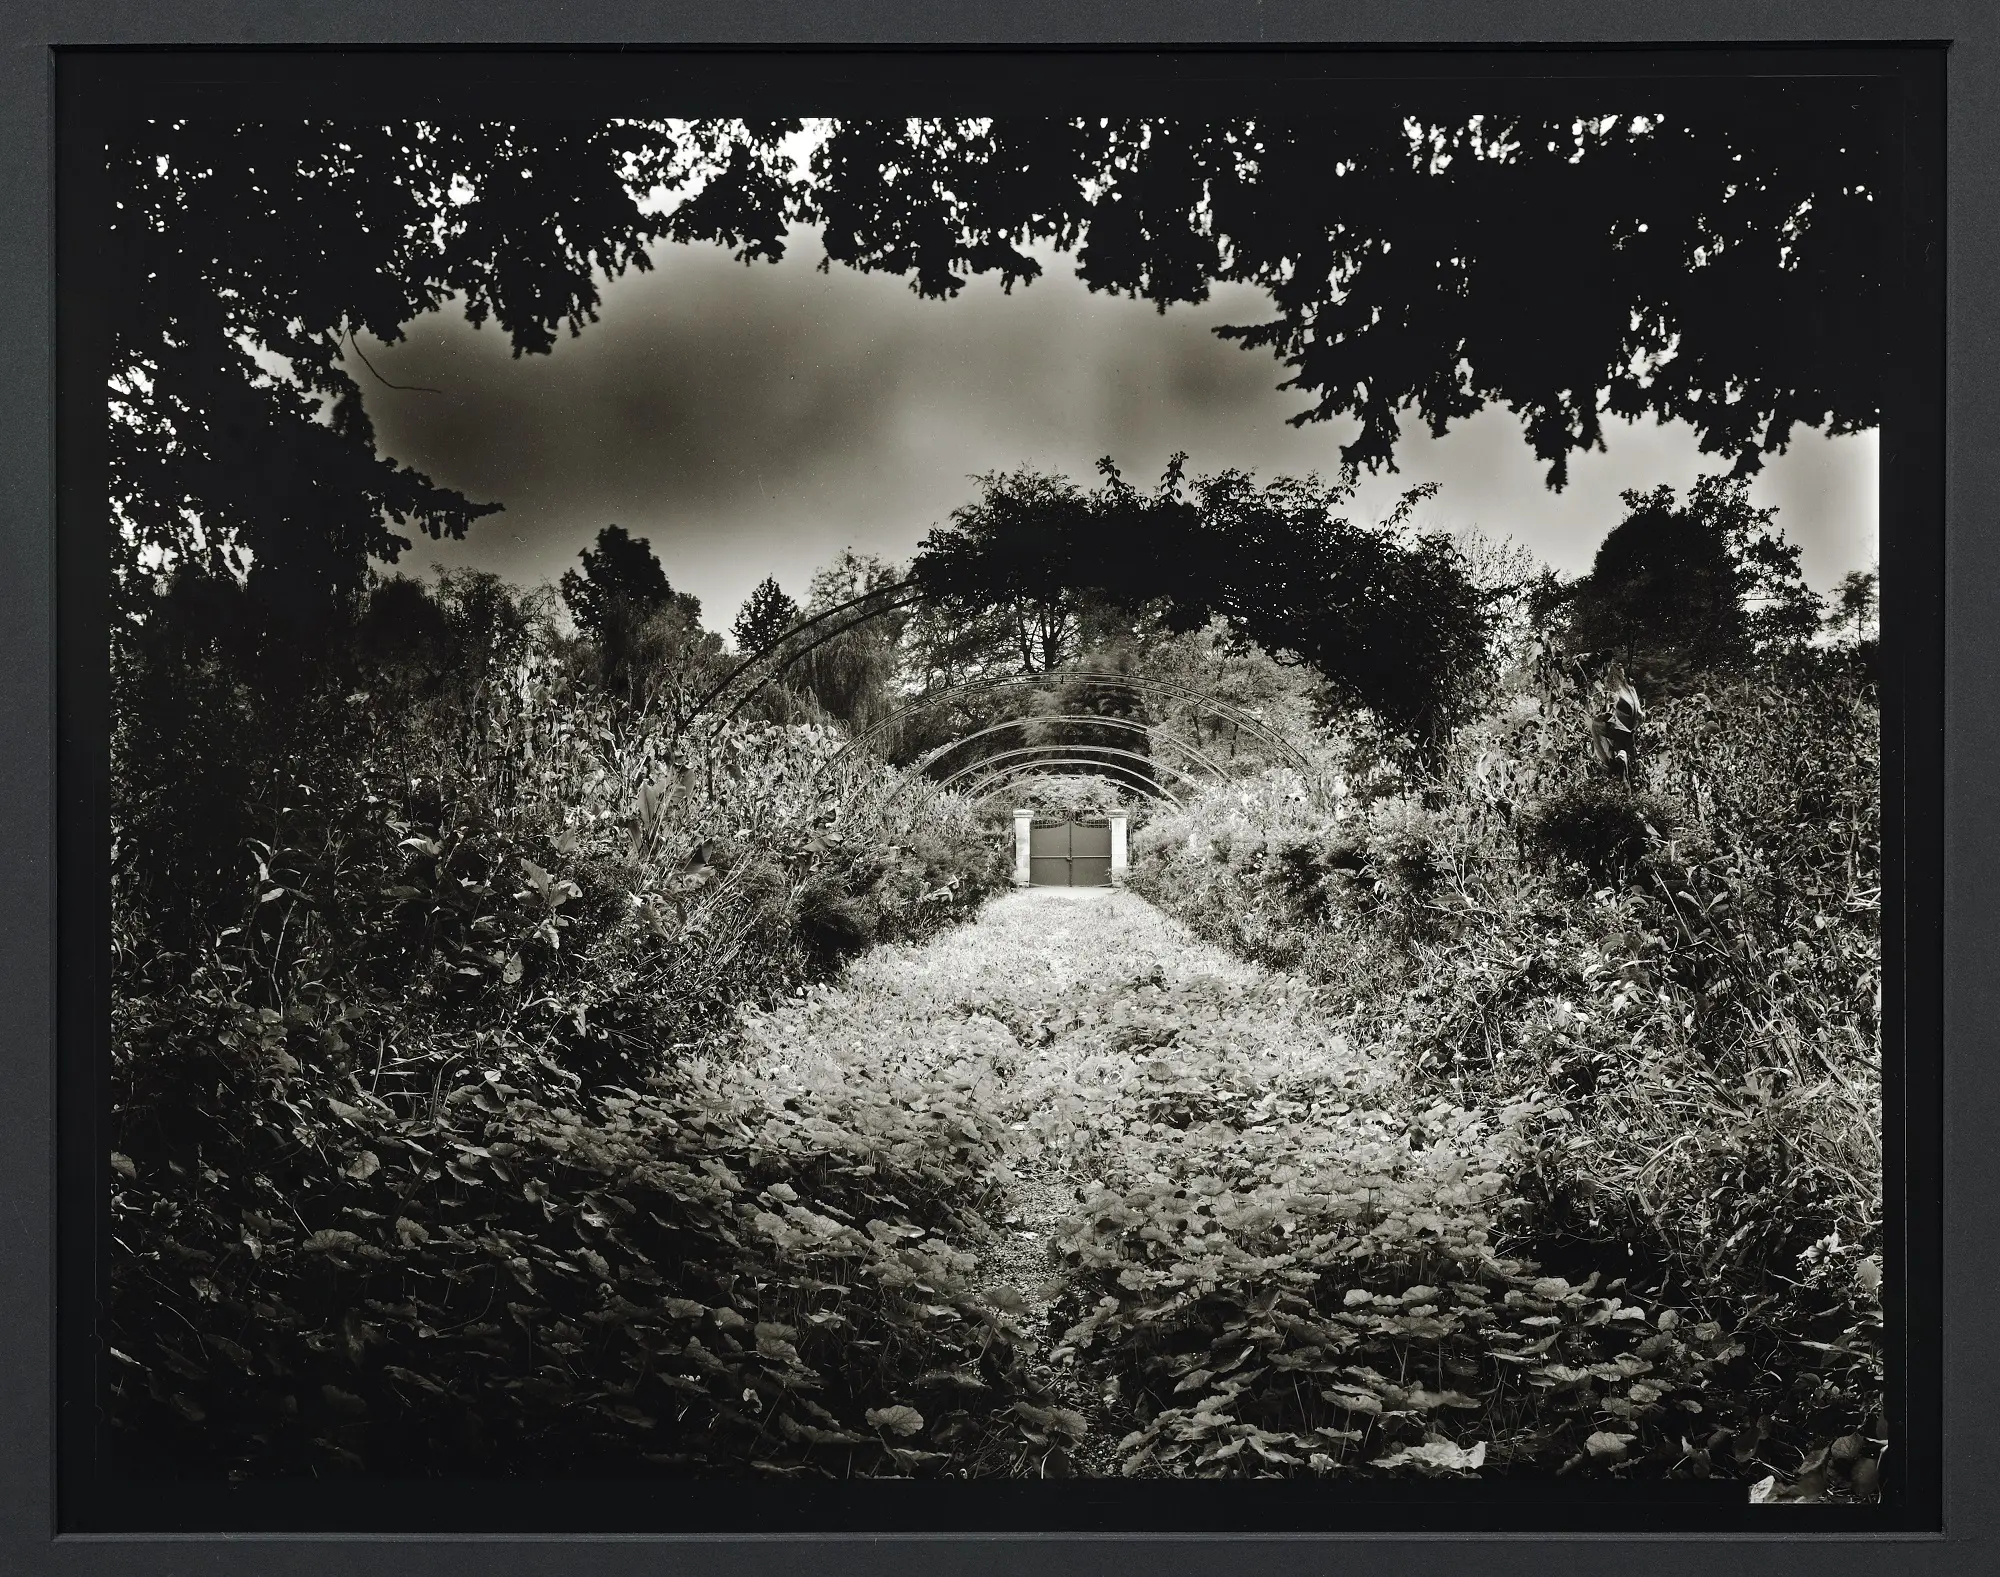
[81,48,1908,1523]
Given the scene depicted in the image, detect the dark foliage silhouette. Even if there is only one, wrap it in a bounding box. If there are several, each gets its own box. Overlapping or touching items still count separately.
[730,575,803,654]
[110,102,1882,641]
[809,100,1884,487]
[912,460,1497,756]
[108,118,805,634]
[1560,476,1820,692]
[559,525,698,643]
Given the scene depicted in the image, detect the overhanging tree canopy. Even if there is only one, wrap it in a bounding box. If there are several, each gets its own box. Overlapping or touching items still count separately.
[108,117,804,626]
[107,95,1884,636]
[809,100,1883,486]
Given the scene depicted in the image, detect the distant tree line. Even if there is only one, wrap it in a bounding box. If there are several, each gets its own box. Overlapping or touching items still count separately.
[531,444,1864,781]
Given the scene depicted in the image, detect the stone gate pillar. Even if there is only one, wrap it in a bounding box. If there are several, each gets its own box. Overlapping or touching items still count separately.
[1108,809,1128,886]
[1012,809,1033,886]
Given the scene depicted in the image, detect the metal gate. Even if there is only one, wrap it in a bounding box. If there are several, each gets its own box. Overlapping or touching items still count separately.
[1028,815,1113,887]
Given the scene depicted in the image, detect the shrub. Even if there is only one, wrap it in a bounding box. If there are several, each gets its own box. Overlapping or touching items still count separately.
[1126,643,1883,1497]
[1128,773,1463,968]
[1002,772,1127,817]
[107,574,1026,1477]
[1519,781,1675,886]
[1558,477,1821,694]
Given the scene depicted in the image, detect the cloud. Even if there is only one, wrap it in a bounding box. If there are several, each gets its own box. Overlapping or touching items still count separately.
[357,229,1878,631]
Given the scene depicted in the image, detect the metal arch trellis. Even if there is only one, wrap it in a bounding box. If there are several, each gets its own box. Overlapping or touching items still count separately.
[675,578,1326,821]
[904,712,1239,786]
[678,578,925,740]
[951,754,1188,810]
[930,742,1210,802]
[828,668,1318,776]
[684,612,1324,812]
[800,667,1328,818]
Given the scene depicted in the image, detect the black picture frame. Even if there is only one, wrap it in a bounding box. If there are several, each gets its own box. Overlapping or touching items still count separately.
[3,5,1988,1574]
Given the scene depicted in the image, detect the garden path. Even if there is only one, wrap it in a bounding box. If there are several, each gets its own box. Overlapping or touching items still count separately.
[731,884,1473,1470]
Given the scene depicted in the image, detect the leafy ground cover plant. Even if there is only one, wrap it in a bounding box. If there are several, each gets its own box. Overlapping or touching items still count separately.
[109,1036,1044,1477]
[108,576,1031,1477]
[725,886,1776,1483]
[1126,643,1882,1498]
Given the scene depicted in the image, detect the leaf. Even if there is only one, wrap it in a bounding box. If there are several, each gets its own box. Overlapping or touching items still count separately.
[914,1368,987,1392]
[1048,1407,1089,1439]
[778,1415,866,1447]
[865,1405,926,1437]
[344,1150,381,1181]
[109,1151,136,1180]
[1374,1439,1487,1473]
[1585,1430,1632,1459]
[320,1384,368,1418]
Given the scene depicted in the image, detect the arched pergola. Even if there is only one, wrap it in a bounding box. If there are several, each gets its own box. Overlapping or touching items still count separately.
[674,577,1329,815]
[909,714,1234,785]
[836,669,1315,777]
[815,667,1325,820]
[931,745,1204,804]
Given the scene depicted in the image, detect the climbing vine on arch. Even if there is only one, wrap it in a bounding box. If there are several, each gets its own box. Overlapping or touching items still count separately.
[909,458,1502,764]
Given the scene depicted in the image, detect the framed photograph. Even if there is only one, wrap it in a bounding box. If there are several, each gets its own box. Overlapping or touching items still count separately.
[5,5,1989,1574]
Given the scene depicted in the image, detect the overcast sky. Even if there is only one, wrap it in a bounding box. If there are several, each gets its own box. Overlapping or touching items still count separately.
[352,227,1879,637]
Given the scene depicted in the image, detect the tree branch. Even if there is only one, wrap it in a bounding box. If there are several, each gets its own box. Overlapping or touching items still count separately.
[344,330,444,395]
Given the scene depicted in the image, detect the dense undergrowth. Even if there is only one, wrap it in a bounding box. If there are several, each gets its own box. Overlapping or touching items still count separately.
[107,573,1038,1477]
[106,538,1886,1496]
[1126,641,1882,1498]
[729,889,1766,1484]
